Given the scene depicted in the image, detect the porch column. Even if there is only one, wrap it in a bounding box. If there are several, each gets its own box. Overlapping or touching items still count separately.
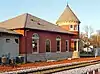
[72,39,80,58]
[87,72,89,74]
[93,70,95,74]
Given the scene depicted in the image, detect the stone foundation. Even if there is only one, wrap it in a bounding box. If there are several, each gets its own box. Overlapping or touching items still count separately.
[26,52,72,62]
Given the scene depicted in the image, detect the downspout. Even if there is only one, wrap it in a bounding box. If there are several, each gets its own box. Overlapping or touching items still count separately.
[24,13,28,63]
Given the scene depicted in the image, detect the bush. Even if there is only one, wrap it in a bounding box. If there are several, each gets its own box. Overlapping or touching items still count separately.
[80,51,95,57]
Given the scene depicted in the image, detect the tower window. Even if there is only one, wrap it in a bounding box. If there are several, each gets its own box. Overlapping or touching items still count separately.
[74,25,78,30]
[70,25,73,28]
[70,25,74,30]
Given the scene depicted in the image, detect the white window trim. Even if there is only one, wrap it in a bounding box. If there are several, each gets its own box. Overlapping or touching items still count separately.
[71,39,79,41]
[45,39,51,53]
[69,25,74,31]
[66,40,69,52]
[74,25,78,31]
[32,33,39,54]
[32,39,39,54]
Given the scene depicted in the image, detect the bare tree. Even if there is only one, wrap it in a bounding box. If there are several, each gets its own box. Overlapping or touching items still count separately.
[90,30,100,47]
[84,25,89,38]
[79,25,94,52]
[84,25,93,38]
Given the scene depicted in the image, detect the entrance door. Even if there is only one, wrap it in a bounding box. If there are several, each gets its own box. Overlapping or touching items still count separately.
[74,41,77,51]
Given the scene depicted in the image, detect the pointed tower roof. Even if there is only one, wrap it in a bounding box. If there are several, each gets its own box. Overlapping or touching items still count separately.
[56,4,80,23]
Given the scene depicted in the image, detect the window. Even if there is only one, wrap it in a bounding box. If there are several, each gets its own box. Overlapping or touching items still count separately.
[70,25,73,28]
[37,22,41,25]
[57,41,60,51]
[70,25,74,30]
[46,39,51,52]
[32,33,39,39]
[66,40,69,51]
[74,25,78,30]
[31,19,34,21]
[56,36,61,52]
[15,39,19,44]
[32,39,37,49]
[32,33,39,53]
[6,39,10,43]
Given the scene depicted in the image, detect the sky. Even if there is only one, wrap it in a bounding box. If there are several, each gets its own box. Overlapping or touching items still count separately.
[0,0,100,32]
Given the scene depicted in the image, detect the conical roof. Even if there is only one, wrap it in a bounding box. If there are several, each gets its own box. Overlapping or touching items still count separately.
[56,5,80,23]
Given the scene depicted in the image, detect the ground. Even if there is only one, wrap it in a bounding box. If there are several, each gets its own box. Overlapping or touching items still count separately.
[0,57,100,72]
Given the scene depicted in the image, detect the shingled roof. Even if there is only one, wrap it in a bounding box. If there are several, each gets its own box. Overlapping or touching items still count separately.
[0,27,20,35]
[0,13,74,34]
[56,4,80,23]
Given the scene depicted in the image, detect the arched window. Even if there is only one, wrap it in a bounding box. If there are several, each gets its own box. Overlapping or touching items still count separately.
[32,33,39,39]
[56,36,61,52]
[45,39,51,52]
[32,33,39,53]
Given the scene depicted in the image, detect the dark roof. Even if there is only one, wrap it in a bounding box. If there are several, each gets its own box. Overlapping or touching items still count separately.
[56,5,80,23]
[0,13,74,34]
[0,27,20,35]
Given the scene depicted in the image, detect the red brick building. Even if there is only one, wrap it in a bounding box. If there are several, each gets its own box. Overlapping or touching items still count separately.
[0,5,80,62]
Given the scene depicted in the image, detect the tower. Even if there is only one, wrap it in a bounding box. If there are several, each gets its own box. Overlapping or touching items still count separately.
[56,4,81,58]
[56,4,80,35]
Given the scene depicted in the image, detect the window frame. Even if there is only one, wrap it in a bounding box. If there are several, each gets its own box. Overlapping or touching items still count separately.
[66,40,69,52]
[74,25,78,31]
[45,39,51,53]
[6,39,10,43]
[15,39,19,44]
[70,25,74,31]
[56,36,61,53]
[32,33,39,54]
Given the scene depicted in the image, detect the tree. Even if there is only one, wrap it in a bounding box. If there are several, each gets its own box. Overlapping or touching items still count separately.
[79,25,94,51]
[90,30,100,48]
[84,25,93,38]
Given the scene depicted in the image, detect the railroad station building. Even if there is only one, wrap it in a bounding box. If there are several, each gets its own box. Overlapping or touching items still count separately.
[0,4,80,62]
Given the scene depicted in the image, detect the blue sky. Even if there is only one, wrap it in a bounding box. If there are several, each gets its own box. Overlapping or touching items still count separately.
[0,0,100,32]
